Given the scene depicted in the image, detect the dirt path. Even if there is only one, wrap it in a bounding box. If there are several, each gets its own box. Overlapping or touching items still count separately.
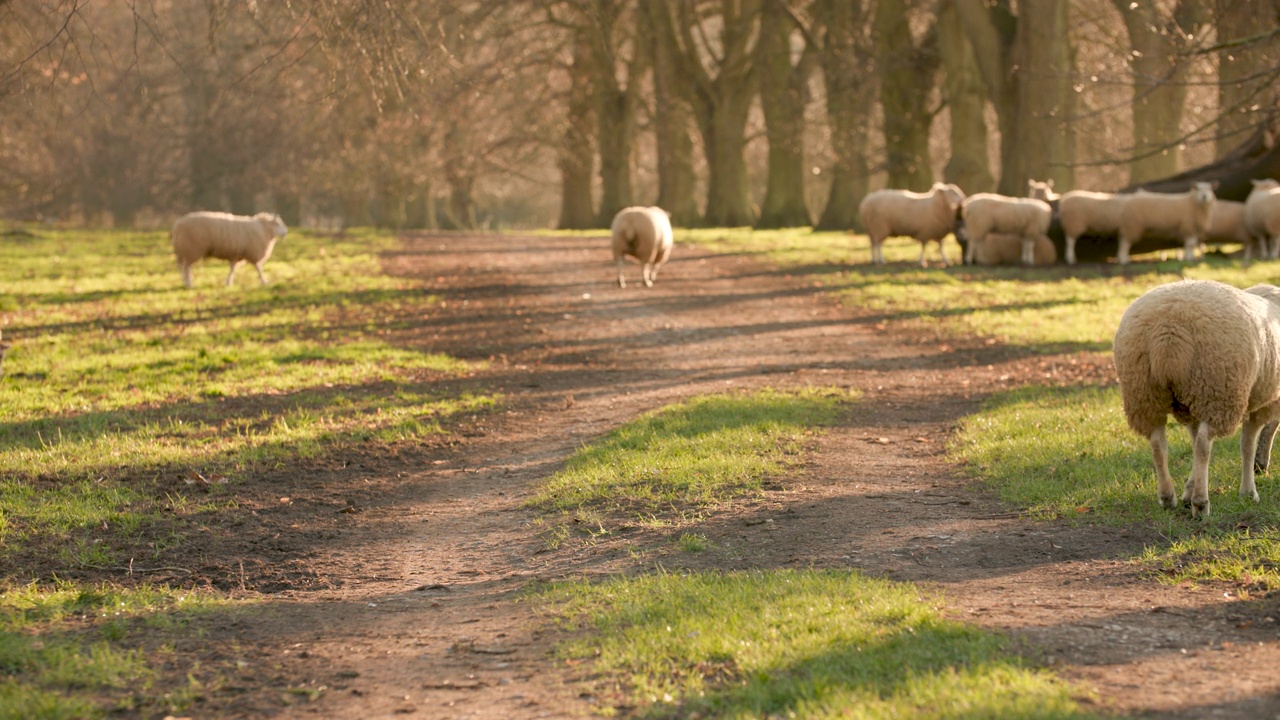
[202,232,1280,719]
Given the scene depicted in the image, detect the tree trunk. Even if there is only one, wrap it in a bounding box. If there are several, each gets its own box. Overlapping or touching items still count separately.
[953,0,1019,194]
[815,0,873,230]
[645,1,699,226]
[557,31,596,230]
[1215,0,1280,157]
[754,0,814,229]
[937,0,994,193]
[594,85,636,226]
[1011,0,1074,192]
[875,0,939,191]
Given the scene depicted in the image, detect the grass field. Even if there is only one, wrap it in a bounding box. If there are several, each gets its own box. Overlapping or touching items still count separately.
[676,228,1280,590]
[0,226,490,716]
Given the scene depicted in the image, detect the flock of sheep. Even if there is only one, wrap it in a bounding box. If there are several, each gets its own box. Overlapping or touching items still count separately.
[858,178,1280,268]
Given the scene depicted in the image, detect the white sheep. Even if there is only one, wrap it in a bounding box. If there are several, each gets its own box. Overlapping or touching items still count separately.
[858,182,966,267]
[1057,190,1129,265]
[1027,179,1059,202]
[1244,179,1280,260]
[970,233,1057,266]
[1115,182,1216,265]
[610,206,673,288]
[171,211,288,288]
[1201,199,1253,257]
[1113,279,1280,518]
[959,193,1052,266]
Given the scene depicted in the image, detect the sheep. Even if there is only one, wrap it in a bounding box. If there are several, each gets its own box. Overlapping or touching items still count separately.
[171,211,288,288]
[1115,182,1216,265]
[1112,279,1280,518]
[1244,179,1280,260]
[970,232,1058,266]
[1201,199,1253,257]
[0,330,9,378]
[1027,179,1059,203]
[1057,190,1129,265]
[858,182,966,267]
[959,193,1052,266]
[610,206,673,288]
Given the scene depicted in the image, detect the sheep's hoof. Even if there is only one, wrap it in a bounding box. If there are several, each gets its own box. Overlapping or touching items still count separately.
[1158,493,1179,510]
[1190,499,1210,519]
[643,279,654,288]
[1241,488,1261,502]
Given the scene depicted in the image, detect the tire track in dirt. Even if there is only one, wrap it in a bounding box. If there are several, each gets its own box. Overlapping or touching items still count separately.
[217,232,1280,719]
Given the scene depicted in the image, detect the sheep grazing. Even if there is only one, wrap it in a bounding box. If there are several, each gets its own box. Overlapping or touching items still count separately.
[1201,199,1252,257]
[1116,182,1216,265]
[171,211,288,288]
[1244,179,1280,260]
[959,193,1052,266]
[858,182,966,267]
[970,233,1058,266]
[1113,279,1280,518]
[610,206,673,288]
[1057,190,1129,265]
[1027,179,1059,203]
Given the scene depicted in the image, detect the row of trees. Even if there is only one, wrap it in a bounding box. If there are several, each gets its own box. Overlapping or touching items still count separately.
[1,1,1277,231]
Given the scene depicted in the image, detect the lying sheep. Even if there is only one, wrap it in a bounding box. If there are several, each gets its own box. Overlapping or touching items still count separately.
[1113,279,1280,518]
[1116,182,1216,264]
[960,193,1052,266]
[970,232,1057,266]
[610,206,673,288]
[1202,200,1253,257]
[1027,179,1059,203]
[171,211,288,288]
[1245,179,1280,260]
[1058,190,1129,265]
[858,183,966,267]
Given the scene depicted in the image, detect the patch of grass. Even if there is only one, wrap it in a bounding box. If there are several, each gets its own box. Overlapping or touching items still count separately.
[538,569,1090,718]
[954,384,1280,589]
[0,582,240,719]
[678,227,1280,353]
[0,227,493,569]
[527,387,850,521]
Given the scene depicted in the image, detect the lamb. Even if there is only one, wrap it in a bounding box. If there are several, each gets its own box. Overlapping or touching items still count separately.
[858,182,966,267]
[959,193,1052,266]
[1244,179,1280,260]
[970,233,1058,266]
[1057,190,1129,265]
[1112,279,1280,518]
[1027,179,1059,202]
[171,211,288,288]
[610,206,673,288]
[1115,182,1216,265]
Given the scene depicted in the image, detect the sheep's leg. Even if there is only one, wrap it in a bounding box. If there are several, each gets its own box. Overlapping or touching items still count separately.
[1255,419,1279,474]
[1065,235,1078,265]
[938,241,951,268]
[254,262,269,286]
[870,236,884,265]
[642,263,655,288]
[1182,235,1200,263]
[1270,236,1280,260]
[917,242,929,268]
[226,260,243,287]
[180,263,193,289]
[1182,422,1213,518]
[1117,234,1133,265]
[963,232,980,265]
[1150,425,1177,509]
[1239,416,1263,502]
[616,257,626,288]
[1020,236,1035,266]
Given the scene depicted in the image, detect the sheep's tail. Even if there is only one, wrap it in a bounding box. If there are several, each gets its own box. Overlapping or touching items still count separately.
[1144,325,1195,409]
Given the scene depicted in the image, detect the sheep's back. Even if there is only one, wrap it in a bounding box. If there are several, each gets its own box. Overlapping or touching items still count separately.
[1059,192,1126,236]
[962,195,1050,236]
[172,212,272,263]
[611,207,670,263]
[1245,190,1280,238]
[1205,200,1248,244]
[1120,191,1213,238]
[859,190,951,240]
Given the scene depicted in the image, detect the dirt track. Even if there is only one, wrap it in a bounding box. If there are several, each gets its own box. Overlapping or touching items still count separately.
[195,232,1280,719]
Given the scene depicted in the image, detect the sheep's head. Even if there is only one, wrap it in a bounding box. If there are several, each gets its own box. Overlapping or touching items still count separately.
[1028,179,1058,202]
[1252,178,1280,193]
[257,212,288,238]
[1192,181,1216,206]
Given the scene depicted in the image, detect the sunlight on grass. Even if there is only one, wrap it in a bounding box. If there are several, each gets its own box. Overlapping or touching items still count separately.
[539,569,1089,719]
[954,385,1280,589]
[0,227,493,565]
[677,227,1280,353]
[528,387,851,518]
[0,582,240,719]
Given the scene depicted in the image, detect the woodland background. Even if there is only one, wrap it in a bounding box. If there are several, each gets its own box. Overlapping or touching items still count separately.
[1,0,1277,231]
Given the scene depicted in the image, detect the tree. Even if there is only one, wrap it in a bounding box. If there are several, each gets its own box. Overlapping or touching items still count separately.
[874,0,940,191]
[811,0,875,230]
[1215,0,1280,157]
[557,30,597,229]
[643,1,699,226]
[937,0,993,193]
[754,0,817,228]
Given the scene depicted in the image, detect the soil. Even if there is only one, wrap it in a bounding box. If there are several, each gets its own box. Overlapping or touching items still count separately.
[138,232,1280,718]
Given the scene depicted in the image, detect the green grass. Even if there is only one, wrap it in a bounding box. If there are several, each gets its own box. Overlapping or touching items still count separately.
[0,582,239,719]
[678,228,1280,353]
[954,384,1280,590]
[539,569,1090,719]
[528,387,849,524]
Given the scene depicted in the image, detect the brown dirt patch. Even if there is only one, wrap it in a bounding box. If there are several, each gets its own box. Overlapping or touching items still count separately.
[121,232,1280,718]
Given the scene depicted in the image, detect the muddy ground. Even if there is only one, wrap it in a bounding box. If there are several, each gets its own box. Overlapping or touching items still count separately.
[146,232,1280,718]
